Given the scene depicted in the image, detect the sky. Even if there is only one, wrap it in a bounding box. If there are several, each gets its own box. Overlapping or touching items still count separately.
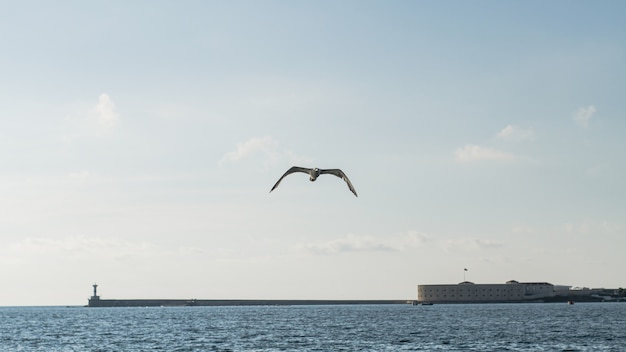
[1,1,625,306]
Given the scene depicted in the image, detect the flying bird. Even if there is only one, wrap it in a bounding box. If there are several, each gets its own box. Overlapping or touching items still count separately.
[270,167,358,197]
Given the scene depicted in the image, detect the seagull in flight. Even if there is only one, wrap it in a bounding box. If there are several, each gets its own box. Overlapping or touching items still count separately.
[270,167,358,197]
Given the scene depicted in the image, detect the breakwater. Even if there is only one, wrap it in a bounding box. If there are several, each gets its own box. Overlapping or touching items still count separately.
[86,284,408,307]
[88,298,409,307]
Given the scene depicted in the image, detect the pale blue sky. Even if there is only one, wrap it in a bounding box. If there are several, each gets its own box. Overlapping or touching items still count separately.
[1,1,625,305]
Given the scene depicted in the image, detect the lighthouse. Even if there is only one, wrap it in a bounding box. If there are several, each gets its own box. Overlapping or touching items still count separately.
[88,283,101,307]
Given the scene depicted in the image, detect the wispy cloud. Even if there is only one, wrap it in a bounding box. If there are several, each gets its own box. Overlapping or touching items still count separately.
[298,231,432,255]
[67,170,90,179]
[563,219,621,234]
[61,93,120,143]
[573,105,596,128]
[220,136,312,168]
[496,125,535,142]
[455,144,514,162]
[512,225,535,234]
[300,234,397,255]
[91,93,119,129]
[0,235,205,265]
[220,136,278,165]
[443,238,504,252]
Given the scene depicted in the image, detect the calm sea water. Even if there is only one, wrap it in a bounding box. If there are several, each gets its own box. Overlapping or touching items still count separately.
[1,303,625,351]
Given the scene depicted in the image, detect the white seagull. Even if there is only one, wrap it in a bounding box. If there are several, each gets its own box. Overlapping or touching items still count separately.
[270,166,358,197]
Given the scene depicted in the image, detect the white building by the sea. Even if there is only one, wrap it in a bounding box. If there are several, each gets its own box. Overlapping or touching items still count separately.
[417,280,559,303]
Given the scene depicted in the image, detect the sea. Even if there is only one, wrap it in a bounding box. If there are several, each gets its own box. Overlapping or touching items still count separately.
[1,303,625,351]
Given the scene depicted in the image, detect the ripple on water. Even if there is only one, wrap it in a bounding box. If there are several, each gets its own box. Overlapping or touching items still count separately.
[1,304,625,351]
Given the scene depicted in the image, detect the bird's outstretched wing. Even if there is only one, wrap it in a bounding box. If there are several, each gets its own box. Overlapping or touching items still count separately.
[270,166,312,193]
[320,169,358,197]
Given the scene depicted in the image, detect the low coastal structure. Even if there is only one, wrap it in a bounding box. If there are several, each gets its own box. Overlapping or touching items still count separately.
[417,280,621,304]
[87,284,407,307]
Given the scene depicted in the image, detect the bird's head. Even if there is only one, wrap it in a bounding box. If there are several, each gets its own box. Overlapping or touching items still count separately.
[310,168,321,181]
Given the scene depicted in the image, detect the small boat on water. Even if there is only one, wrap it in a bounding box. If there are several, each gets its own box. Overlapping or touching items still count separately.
[567,300,574,305]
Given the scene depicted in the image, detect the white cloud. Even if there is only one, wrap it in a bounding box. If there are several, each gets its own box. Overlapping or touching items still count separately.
[455,144,514,162]
[220,136,279,166]
[402,230,433,247]
[573,105,596,128]
[563,219,621,234]
[300,234,396,255]
[67,170,90,179]
[91,93,119,129]
[443,238,504,252]
[60,94,120,141]
[219,136,312,168]
[284,150,315,167]
[496,125,535,142]
[298,231,431,255]
[512,226,535,234]
[0,235,205,265]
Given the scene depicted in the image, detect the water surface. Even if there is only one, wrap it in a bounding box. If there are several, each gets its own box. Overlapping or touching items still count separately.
[1,303,624,351]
